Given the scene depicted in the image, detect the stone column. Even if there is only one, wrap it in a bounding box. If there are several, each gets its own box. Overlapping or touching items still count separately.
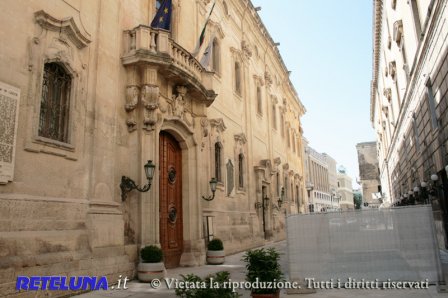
[140,66,159,247]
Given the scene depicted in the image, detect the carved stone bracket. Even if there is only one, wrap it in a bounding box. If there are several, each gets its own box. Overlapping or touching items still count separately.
[125,85,139,132]
[264,71,273,87]
[142,84,160,131]
[200,118,209,137]
[241,40,252,59]
[383,88,392,102]
[200,117,209,151]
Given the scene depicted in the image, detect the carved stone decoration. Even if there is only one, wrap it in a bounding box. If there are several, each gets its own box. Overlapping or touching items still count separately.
[200,118,209,137]
[141,84,159,131]
[393,20,403,46]
[389,61,397,80]
[273,157,281,167]
[209,118,227,134]
[125,85,139,132]
[264,71,273,87]
[34,10,91,49]
[171,86,187,118]
[45,37,74,68]
[200,118,209,151]
[383,88,392,102]
[241,40,252,59]
[234,133,247,146]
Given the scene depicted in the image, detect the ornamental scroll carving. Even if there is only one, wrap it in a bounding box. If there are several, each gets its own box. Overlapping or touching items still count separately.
[125,86,139,132]
[142,84,159,131]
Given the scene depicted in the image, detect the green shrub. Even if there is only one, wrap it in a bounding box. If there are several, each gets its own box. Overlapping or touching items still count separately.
[242,247,284,294]
[140,245,163,263]
[207,238,224,251]
[175,271,239,298]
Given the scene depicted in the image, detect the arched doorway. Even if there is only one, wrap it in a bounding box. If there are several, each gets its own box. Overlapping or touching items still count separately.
[159,131,183,268]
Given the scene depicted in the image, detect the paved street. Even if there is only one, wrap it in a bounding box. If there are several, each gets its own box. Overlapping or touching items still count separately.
[73,240,447,298]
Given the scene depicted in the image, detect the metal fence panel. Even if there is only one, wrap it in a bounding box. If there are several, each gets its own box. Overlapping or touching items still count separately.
[287,206,443,283]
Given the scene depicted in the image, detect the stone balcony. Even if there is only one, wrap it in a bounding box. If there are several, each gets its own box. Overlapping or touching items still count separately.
[122,25,217,106]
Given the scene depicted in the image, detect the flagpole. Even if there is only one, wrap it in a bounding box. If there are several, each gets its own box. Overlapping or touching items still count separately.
[192,0,216,57]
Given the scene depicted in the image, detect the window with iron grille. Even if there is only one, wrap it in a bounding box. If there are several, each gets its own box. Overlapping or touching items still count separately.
[38,63,71,143]
[238,153,244,188]
[215,142,222,182]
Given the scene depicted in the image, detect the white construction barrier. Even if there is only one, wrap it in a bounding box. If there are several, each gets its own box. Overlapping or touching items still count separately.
[287,206,443,283]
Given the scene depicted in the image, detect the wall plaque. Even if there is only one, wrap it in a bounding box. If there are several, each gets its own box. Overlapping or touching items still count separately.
[0,81,20,184]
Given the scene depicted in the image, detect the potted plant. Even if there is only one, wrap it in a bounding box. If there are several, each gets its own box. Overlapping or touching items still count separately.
[175,271,238,297]
[206,238,225,264]
[242,247,283,298]
[137,245,166,282]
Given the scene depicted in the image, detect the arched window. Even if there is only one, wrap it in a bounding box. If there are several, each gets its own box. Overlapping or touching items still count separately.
[256,87,262,115]
[234,62,241,94]
[215,142,222,182]
[212,38,220,74]
[238,153,244,188]
[39,62,72,143]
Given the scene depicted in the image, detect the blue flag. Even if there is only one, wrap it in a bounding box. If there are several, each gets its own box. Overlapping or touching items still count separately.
[150,0,172,31]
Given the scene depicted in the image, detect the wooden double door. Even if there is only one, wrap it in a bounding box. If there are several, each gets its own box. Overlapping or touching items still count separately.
[159,132,183,268]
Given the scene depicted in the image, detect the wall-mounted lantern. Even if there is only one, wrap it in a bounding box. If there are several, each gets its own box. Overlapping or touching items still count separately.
[120,160,156,201]
[202,178,218,201]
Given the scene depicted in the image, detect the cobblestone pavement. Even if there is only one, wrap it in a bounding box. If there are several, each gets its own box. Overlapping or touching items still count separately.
[73,240,447,298]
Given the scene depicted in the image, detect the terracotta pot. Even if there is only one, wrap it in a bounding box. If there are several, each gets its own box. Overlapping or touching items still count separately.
[251,291,280,298]
[206,250,225,264]
[137,262,166,282]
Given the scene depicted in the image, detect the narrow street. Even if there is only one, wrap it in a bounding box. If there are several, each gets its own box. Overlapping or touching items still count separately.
[73,240,445,298]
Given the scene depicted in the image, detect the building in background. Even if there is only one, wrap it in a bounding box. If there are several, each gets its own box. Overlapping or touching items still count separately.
[0,0,306,293]
[356,141,382,208]
[337,166,355,210]
[303,141,341,212]
[371,0,448,245]
[371,0,448,205]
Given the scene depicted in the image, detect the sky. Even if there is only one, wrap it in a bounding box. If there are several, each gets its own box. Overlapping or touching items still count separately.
[252,0,376,188]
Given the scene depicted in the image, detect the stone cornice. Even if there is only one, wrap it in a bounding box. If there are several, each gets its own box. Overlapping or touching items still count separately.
[370,0,383,123]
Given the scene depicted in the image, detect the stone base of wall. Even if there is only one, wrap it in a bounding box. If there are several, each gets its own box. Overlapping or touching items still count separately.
[0,194,135,297]
[212,211,285,256]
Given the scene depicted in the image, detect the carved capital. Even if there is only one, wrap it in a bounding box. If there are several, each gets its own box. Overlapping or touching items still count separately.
[210,118,226,133]
[273,157,281,166]
[234,133,247,145]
